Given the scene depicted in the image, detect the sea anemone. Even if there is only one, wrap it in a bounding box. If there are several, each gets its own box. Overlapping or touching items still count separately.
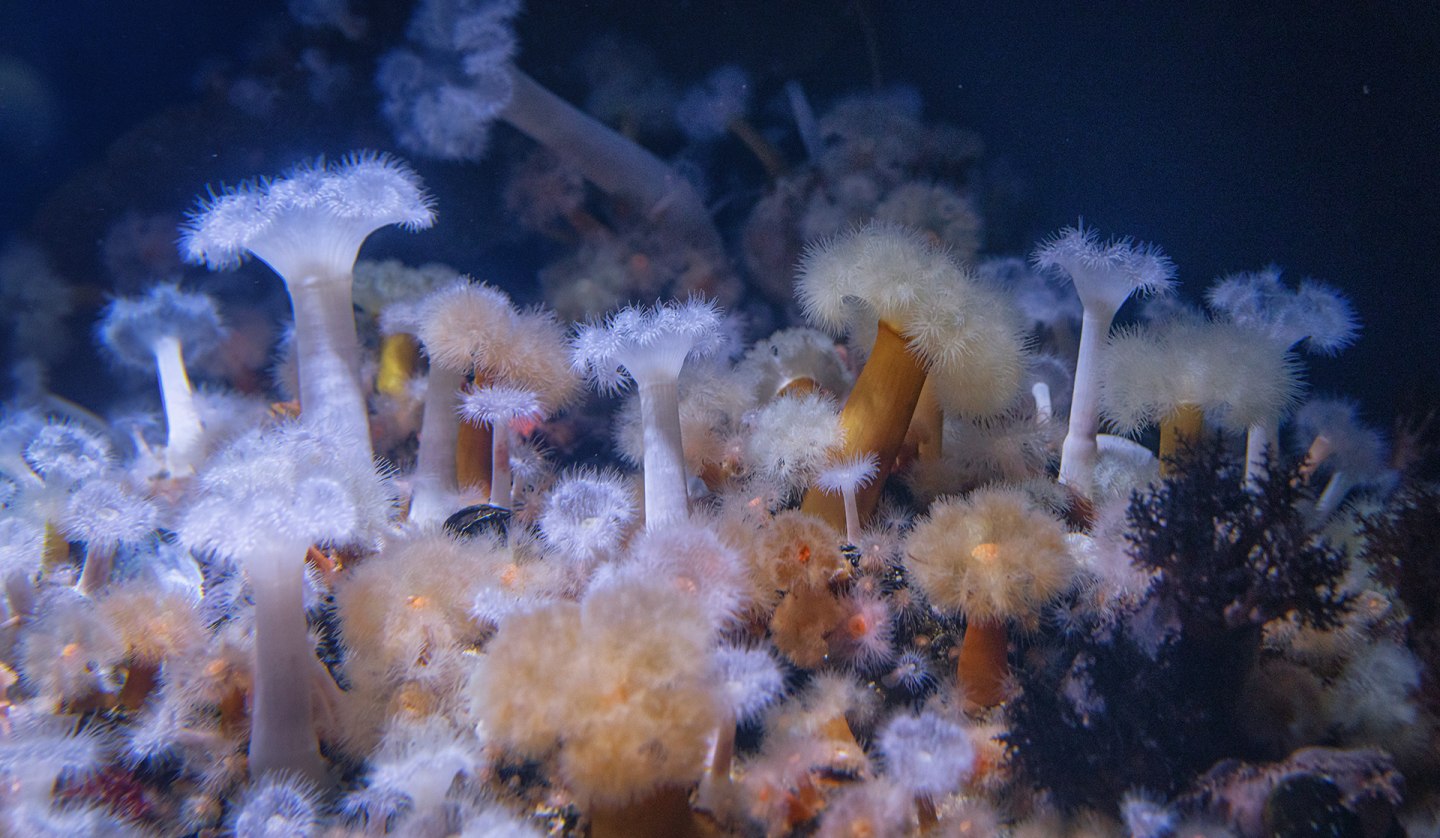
[796,222,1025,530]
[571,298,727,528]
[181,152,436,460]
[904,487,1076,708]
[97,284,227,476]
[1032,223,1176,493]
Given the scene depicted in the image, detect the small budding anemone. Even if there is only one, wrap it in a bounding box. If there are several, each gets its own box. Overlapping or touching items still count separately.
[458,383,543,509]
[181,152,436,461]
[96,283,227,476]
[904,487,1076,709]
[536,467,637,571]
[815,451,880,546]
[571,298,727,528]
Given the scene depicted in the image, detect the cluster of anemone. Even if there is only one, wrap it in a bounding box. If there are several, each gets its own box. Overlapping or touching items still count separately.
[1,5,1435,837]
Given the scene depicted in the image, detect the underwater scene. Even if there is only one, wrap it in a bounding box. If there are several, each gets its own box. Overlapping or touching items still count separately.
[1,1,1438,835]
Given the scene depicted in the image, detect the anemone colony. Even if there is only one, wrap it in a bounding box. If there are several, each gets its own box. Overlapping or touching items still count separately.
[1,1,1437,836]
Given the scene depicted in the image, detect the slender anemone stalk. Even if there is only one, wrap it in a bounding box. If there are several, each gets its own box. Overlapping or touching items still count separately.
[180,152,436,462]
[1033,223,1176,494]
[458,384,543,509]
[571,299,726,529]
[814,452,880,547]
[97,284,226,476]
[1206,267,1359,486]
[411,280,516,523]
[179,420,390,785]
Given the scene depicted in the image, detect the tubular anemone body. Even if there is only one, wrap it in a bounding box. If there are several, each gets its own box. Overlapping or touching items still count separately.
[181,152,436,461]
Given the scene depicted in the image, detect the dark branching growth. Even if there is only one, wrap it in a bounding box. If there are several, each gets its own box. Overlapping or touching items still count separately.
[1007,635,1202,810]
[1131,436,1351,635]
[1006,439,1353,813]
[1362,482,1440,706]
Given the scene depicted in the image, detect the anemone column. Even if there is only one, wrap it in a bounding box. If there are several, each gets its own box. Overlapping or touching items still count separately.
[181,153,437,462]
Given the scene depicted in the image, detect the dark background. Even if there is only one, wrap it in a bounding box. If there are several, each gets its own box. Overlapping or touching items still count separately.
[2,0,1436,431]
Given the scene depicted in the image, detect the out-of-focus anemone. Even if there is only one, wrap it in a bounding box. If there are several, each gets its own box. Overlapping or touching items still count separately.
[576,33,679,141]
[874,181,982,263]
[23,420,112,486]
[904,487,1076,708]
[978,255,1084,345]
[334,529,504,712]
[61,476,158,596]
[0,712,112,809]
[1032,223,1176,493]
[353,259,460,400]
[697,641,789,821]
[712,643,787,727]
[572,298,727,528]
[354,716,489,828]
[409,279,514,521]
[814,779,914,838]
[0,239,73,365]
[97,284,227,476]
[905,409,1057,503]
[604,517,748,631]
[1206,266,1358,355]
[18,587,125,711]
[1293,397,1392,520]
[1205,267,1359,483]
[380,0,725,265]
[677,65,785,179]
[181,152,436,461]
[736,326,852,403]
[377,0,520,161]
